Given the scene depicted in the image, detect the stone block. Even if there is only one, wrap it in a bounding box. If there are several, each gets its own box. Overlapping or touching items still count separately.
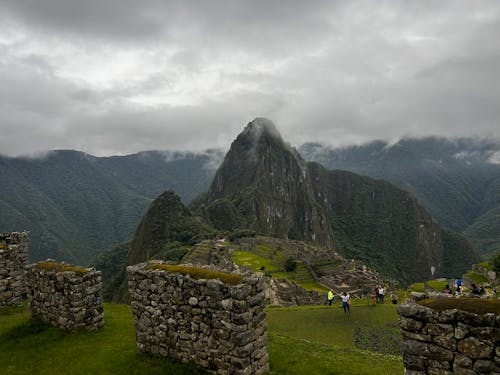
[426,323,454,337]
[400,316,424,331]
[473,359,499,373]
[454,353,472,368]
[403,354,426,370]
[457,337,493,359]
[401,339,453,361]
[453,364,476,375]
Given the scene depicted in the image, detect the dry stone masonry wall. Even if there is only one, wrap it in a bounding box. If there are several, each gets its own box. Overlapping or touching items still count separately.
[398,301,500,374]
[128,261,269,375]
[26,261,104,330]
[0,232,28,306]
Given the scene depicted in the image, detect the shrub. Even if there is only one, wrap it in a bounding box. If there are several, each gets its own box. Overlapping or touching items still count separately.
[284,257,297,272]
[491,251,500,274]
[228,229,257,241]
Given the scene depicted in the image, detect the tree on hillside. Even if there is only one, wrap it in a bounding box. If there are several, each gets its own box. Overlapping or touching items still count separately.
[491,251,500,274]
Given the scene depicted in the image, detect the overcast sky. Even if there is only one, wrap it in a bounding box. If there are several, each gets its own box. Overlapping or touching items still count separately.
[1,1,500,156]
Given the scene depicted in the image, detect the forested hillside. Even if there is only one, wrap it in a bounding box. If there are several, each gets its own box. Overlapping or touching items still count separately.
[0,150,222,264]
[299,137,500,255]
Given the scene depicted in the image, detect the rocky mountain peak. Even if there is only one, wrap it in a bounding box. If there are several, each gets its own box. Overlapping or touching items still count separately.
[195,119,478,284]
[228,118,289,158]
[241,117,282,142]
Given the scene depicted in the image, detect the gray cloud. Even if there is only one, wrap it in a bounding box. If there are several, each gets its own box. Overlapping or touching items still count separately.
[0,1,499,156]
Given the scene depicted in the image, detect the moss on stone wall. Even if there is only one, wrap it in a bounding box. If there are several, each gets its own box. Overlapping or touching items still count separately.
[35,260,89,274]
[146,263,243,285]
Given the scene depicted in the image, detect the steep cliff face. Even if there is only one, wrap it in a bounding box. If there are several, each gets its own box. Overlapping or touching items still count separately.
[204,118,334,249]
[307,164,445,283]
[196,118,478,284]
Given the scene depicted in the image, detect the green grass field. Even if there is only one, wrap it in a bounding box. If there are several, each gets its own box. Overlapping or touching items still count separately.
[0,301,403,374]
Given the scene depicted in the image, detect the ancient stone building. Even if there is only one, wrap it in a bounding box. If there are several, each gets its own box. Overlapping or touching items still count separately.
[26,260,104,330]
[128,261,269,375]
[0,232,28,306]
[398,301,500,374]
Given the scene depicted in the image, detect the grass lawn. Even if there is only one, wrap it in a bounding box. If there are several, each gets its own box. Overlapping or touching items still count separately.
[0,303,205,375]
[267,302,403,374]
[0,301,403,374]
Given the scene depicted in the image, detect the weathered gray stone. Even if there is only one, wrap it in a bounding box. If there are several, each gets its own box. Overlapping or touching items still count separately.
[398,302,438,322]
[438,309,458,324]
[402,330,431,342]
[455,323,469,339]
[456,310,485,327]
[454,353,472,368]
[473,359,499,373]
[433,335,456,351]
[400,316,424,331]
[453,364,476,375]
[403,354,426,370]
[457,337,493,358]
[427,368,453,375]
[401,339,453,361]
[428,359,450,369]
[426,323,454,337]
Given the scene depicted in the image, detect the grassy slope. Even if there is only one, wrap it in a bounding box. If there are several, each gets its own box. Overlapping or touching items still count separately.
[0,302,403,375]
[231,246,328,292]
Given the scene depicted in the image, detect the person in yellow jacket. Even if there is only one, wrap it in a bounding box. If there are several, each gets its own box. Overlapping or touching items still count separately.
[328,289,334,306]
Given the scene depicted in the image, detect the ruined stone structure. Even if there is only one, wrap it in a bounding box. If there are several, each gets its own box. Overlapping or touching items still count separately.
[128,261,269,375]
[267,277,324,307]
[26,260,104,330]
[398,301,500,374]
[0,232,28,306]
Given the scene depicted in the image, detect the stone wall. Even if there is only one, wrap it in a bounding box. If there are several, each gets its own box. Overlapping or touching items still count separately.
[0,232,28,306]
[128,261,269,375]
[398,301,500,374]
[26,260,104,330]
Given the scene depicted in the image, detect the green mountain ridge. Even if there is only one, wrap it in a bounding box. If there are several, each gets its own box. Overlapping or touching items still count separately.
[0,150,222,264]
[2,130,496,272]
[299,137,500,255]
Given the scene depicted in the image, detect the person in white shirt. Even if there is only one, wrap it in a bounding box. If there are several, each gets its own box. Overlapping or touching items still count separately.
[378,286,385,303]
[341,292,350,315]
